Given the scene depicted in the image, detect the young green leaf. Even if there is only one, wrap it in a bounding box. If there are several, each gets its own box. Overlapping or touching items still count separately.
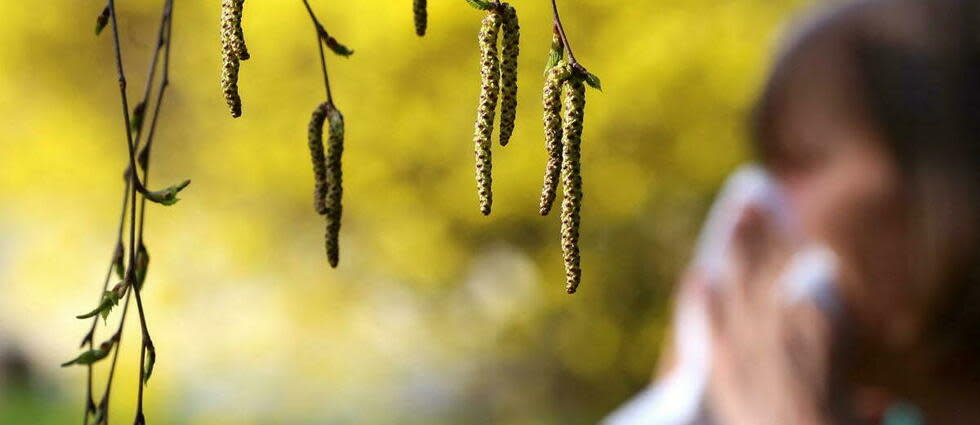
[465,0,492,10]
[544,33,564,77]
[61,341,113,367]
[144,179,192,206]
[76,289,121,321]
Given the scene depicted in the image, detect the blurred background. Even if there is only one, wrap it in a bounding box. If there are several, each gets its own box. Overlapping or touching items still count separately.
[0,0,808,423]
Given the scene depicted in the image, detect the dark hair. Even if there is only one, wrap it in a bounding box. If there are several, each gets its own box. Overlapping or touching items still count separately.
[753,0,979,371]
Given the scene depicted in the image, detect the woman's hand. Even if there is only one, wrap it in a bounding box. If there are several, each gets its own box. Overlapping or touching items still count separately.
[694,206,843,425]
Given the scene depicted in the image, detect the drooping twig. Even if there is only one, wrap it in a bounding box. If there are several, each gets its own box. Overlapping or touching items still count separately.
[302,0,337,104]
[302,0,351,267]
[76,2,176,424]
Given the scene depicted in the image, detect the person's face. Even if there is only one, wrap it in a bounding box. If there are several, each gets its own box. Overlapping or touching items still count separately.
[764,62,919,355]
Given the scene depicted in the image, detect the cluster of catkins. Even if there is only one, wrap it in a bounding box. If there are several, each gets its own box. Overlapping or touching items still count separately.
[470,1,520,216]
[221,0,248,118]
[308,102,346,268]
[539,34,598,294]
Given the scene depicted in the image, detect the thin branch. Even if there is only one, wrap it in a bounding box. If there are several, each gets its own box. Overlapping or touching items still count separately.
[550,0,581,68]
[103,1,173,422]
[95,291,132,425]
[302,0,335,104]
[81,181,128,425]
[106,0,150,197]
[137,0,175,246]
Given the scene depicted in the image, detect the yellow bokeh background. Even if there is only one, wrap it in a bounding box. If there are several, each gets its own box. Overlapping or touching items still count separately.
[0,0,807,423]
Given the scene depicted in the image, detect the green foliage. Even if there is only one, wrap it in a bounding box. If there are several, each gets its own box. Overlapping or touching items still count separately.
[465,0,493,11]
[61,340,113,367]
[75,289,121,321]
[544,35,565,76]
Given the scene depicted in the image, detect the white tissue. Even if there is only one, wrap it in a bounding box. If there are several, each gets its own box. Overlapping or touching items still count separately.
[603,165,840,425]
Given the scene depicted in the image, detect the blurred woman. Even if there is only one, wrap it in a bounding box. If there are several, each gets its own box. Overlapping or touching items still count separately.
[607,0,979,424]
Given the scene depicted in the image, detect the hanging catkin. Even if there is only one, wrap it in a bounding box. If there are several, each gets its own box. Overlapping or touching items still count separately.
[308,102,329,215]
[473,9,503,215]
[498,3,520,146]
[413,0,427,36]
[220,0,244,117]
[539,61,571,216]
[560,77,586,294]
[324,108,345,268]
[234,0,250,60]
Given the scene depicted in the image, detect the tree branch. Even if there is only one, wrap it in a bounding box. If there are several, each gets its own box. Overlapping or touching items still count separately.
[302,0,335,104]
[550,0,581,69]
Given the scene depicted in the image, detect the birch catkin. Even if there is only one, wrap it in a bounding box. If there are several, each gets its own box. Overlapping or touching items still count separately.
[473,10,502,215]
[539,62,571,216]
[234,0,250,60]
[560,77,586,294]
[308,102,329,215]
[324,108,345,268]
[498,3,520,147]
[220,0,245,117]
[413,0,427,36]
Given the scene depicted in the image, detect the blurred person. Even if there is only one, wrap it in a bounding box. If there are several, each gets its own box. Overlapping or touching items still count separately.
[606,0,979,424]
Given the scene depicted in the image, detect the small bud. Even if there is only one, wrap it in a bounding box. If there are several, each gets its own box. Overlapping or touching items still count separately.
[95,6,110,35]
[137,144,150,171]
[584,71,602,91]
[135,243,150,291]
[323,35,354,57]
[142,344,156,385]
[131,101,146,134]
[113,241,125,280]
[143,179,191,206]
